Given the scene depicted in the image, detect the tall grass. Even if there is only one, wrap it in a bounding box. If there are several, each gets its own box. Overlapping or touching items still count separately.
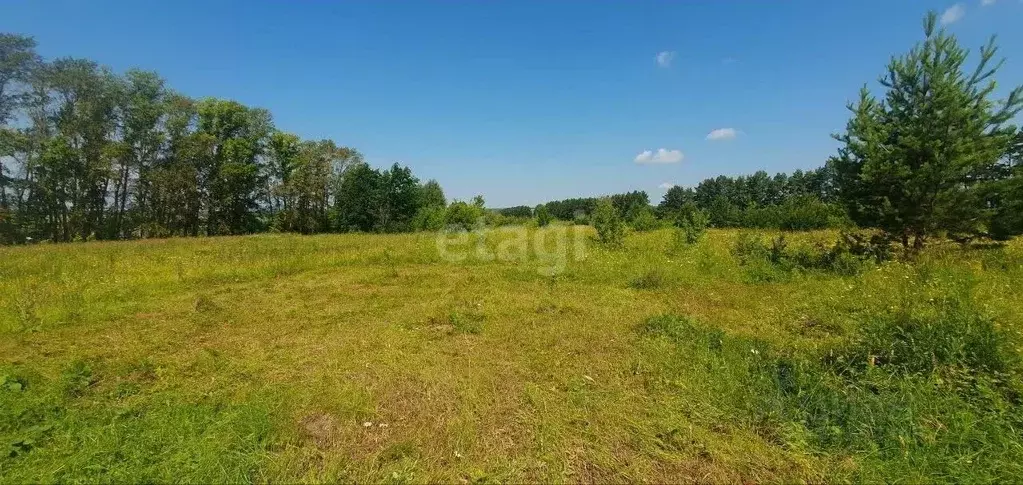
[638,266,1023,481]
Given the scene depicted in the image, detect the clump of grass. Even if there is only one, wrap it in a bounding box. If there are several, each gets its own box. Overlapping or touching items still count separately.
[193,295,218,313]
[629,268,670,290]
[831,271,1019,380]
[639,286,1023,482]
[14,286,41,332]
[449,309,485,335]
[61,360,95,398]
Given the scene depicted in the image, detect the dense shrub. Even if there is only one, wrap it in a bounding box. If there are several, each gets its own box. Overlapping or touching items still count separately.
[445,197,486,231]
[412,206,446,231]
[630,206,661,232]
[483,211,529,227]
[591,198,625,247]
[778,196,850,231]
[699,194,848,231]
[731,232,771,266]
[534,205,552,227]
[732,232,871,277]
[834,230,896,263]
[672,207,709,251]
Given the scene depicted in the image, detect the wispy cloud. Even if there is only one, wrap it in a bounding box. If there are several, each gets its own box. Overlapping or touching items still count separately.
[721,57,737,65]
[635,149,684,164]
[981,0,996,6]
[941,4,966,24]
[658,182,676,190]
[706,128,739,141]
[655,51,675,68]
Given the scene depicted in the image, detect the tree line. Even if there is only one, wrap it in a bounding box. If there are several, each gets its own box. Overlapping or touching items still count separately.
[0,33,460,244]
[507,167,844,232]
[4,11,1023,248]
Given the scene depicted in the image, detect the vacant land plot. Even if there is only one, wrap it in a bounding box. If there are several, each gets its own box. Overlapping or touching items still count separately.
[2,228,1023,482]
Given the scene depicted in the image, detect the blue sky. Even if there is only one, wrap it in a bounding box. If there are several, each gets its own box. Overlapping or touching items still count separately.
[3,1,1022,207]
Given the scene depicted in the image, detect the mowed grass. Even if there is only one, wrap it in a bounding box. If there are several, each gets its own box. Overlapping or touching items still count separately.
[2,228,1023,482]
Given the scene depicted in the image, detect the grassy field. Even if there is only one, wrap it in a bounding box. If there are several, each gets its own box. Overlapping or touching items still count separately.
[2,227,1023,483]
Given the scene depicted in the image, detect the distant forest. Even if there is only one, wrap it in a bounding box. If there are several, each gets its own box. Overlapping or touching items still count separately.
[500,166,845,231]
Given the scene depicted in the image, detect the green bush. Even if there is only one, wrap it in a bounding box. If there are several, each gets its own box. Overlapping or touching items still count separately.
[731,232,770,266]
[673,205,708,246]
[535,204,552,227]
[778,195,850,231]
[835,230,895,263]
[412,206,446,231]
[444,198,486,231]
[630,206,661,232]
[732,232,871,278]
[591,198,625,247]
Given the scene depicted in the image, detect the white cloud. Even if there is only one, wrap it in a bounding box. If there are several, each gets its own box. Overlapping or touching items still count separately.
[634,148,684,164]
[941,4,966,24]
[981,0,996,6]
[655,51,675,68]
[721,57,737,65]
[658,182,676,190]
[706,128,739,141]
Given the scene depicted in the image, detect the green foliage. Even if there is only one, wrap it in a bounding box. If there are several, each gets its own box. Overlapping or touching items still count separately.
[417,180,447,209]
[0,33,447,244]
[591,198,625,247]
[3,227,1023,481]
[412,206,446,231]
[659,168,844,231]
[842,296,1014,377]
[0,370,278,482]
[60,360,94,398]
[732,232,874,278]
[629,206,660,232]
[334,163,383,232]
[610,191,650,221]
[534,204,552,227]
[830,12,1023,248]
[542,197,596,221]
[777,195,849,231]
[497,206,532,218]
[673,204,708,245]
[449,310,485,335]
[378,164,422,232]
[539,191,653,224]
[444,196,486,231]
[629,268,669,289]
[640,292,1023,482]
[834,230,896,263]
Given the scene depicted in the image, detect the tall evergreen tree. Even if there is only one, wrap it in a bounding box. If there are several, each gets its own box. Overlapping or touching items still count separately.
[829,12,1022,247]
